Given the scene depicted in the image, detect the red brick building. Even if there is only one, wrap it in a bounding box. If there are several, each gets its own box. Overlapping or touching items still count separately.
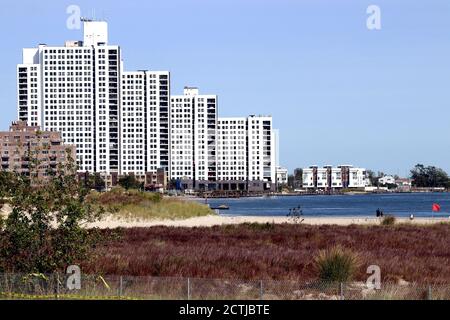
[0,121,76,180]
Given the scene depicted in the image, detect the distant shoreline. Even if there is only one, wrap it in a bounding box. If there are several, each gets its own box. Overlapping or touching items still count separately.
[174,190,450,201]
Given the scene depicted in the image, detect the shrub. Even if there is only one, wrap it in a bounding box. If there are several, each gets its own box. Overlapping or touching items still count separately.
[381,215,396,226]
[242,222,275,231]
[0,151,105,273]
[314,245,360,283]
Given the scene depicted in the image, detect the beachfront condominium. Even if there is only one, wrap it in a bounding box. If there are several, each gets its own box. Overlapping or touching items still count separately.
[302,165,368,191]
[219,115,276,192]
[121,70,170,178]
[18,21,122,176]
[170,99,276,192]
[17,20,277,191]
[17,20,170,184]
[217,117,247,182]
[170,87,218,189]
[18,21,120,175]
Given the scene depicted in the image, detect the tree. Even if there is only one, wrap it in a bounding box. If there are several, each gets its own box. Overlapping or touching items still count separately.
[366,170,379,187]
[287,175,295,188]
[293,168,303,188]
[0,150,104,273]
[84,172,106,192]
[410,164,450,188]
[118,174,142,190]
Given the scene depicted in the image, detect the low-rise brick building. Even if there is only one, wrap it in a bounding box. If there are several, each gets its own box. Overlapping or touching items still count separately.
[0,121,76,180]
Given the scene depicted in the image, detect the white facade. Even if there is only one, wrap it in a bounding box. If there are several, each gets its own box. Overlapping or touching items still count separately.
[379,175,396,185]
[17,21,278,187]
[217,117,247,181]
[170,88,217,182]
[348,167,367,188]
[331,167,343,188]
[121,71,146,175]
[302,165,367,190]
[194,92,218,182]
[17,21,119,174]
[170,107,277,186]
[247,115,276,183]
[170,90,195,180]
[120,70,170,176]
[276,166,288,185]
[302,167,316,188]
[17,21,172,177]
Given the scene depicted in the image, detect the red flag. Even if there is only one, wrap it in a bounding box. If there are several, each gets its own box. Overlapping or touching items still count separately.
[432,204,441,212]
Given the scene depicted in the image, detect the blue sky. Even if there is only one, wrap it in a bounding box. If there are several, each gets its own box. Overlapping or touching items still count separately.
[1,0,449,176]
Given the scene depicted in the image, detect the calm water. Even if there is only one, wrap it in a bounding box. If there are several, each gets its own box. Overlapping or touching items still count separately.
[202,193,450,218]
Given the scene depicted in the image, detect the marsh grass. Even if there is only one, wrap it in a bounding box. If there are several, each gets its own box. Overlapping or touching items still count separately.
[83,223,450,284]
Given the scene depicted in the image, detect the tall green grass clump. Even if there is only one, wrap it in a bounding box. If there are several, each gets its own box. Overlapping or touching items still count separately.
[314,245,360,283]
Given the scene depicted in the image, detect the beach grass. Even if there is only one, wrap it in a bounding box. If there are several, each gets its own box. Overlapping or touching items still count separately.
[87,187,214,220]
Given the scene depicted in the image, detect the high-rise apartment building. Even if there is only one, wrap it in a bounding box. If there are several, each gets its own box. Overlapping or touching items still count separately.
[217,117,247,182]
[17,20,278,191]
[17,21,120,174]
[247,115,276,183]
[170,87,218,189]
[17,20,170,181]
[170,102,276,191]
[121,70,170,178]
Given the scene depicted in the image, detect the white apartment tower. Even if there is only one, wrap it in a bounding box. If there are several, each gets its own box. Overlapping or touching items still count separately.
[217,117,247,181]
[17,20,278,191]
[121,70,170,176]
[17,20,170,178]
[17,21,120,174]
[170,87,218,186]
[170,108,276,191]
[170,89,195,181]
[247,115,276,183]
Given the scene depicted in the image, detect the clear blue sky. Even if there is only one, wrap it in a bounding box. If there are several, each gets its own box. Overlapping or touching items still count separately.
[1,0,449,176]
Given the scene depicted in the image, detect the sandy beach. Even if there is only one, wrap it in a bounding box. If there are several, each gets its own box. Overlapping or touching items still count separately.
[87,214,450,229]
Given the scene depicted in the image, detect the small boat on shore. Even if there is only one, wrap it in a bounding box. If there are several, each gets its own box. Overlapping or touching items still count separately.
[210,204,230,210]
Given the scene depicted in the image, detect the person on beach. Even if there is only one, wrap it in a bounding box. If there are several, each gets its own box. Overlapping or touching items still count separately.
[376,208,381,217]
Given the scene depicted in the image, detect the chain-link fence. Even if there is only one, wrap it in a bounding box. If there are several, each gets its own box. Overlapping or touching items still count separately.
[0,273,448,300]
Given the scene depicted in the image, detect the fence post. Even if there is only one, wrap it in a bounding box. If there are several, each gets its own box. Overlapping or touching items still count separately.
[427,285,432,300]
[119,276,123,297]
[260,280,264,300]
[187,277,191,300]
[55,273,60,300]
[339,282,344,300]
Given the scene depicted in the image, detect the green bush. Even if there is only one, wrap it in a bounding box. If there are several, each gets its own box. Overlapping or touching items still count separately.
[243,222,275,231]
[314,245,360,283]
[381,215,396,226]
